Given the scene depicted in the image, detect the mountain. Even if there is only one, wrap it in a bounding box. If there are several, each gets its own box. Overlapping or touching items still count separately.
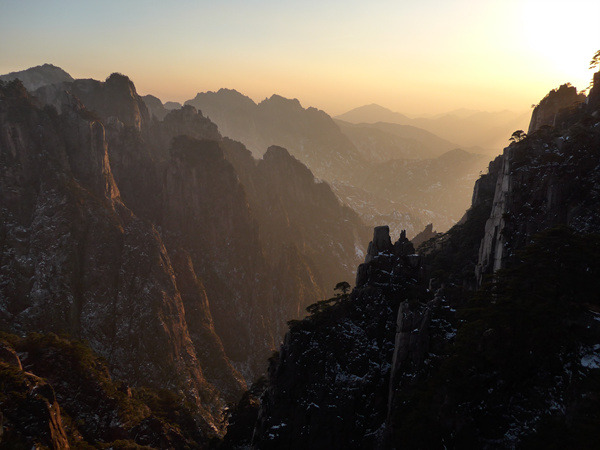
[336,103,530,154]
[230,71,600,448]
[185,89,366,183]
[0,79,232,436]
[186,89,489,236]
[0,63,73,91]
[141,94,169,120]
[0,68,369,443]
[335,119,458,161]
[164,101,182,110]
[141,96,183,121]
[336,103,411,124]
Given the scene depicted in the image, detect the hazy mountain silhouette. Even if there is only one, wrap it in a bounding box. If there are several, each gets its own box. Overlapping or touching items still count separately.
[337,103,530,153]
[0,63,73,91]
[185,89,490,235]
[336,103,411,124]
[336,119,459,160]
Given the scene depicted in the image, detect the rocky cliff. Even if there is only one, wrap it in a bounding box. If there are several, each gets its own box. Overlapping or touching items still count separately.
[252,227,424,449]
[236,71,600,448]
[34,71,365,379]
[477,81,600,283]
[0,80,230,434]
[528,83,586,134]
[0,66,369,440]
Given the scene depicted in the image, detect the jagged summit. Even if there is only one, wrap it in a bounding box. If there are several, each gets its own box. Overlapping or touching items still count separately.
[260,94,303,109]
[187,88,256,108]
[0,63,73,91]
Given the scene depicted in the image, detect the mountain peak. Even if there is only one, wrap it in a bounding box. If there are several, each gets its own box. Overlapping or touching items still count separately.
[336,103,410,125]
[261,94,303,109]
[0,63,74,91]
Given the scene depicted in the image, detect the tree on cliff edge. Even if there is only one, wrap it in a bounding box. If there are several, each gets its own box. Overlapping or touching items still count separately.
[590,50,600,71]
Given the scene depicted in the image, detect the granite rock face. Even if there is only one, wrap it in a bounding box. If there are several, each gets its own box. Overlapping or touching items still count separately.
[253,227,425,449]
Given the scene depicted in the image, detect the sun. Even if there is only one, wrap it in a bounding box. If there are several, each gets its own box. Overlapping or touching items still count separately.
[519,0,600,91]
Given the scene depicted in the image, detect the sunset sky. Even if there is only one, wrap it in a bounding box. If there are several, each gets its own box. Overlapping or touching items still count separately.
[1,0,598,116]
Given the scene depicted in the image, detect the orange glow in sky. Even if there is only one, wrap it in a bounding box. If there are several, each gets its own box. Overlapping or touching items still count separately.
[1,0,598,116]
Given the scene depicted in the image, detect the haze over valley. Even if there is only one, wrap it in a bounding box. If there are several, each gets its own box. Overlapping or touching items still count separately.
[1,1,600,448]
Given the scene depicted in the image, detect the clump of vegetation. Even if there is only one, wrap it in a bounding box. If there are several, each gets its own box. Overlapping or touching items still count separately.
[0,332,207,448]
[305,281,352,316]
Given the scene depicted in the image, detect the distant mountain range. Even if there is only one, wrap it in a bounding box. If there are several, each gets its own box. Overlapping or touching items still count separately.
[337,103,530,153]
[184,88,491,236]
[0,64,492,235]
[335,119,459,161]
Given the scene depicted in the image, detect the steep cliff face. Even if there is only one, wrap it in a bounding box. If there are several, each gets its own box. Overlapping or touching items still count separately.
[0,81,234,434]
[253,228,425,449]
[219,140,368,337]
[28,73,329,382]
[1,67,370,411]
[254,146,369,291]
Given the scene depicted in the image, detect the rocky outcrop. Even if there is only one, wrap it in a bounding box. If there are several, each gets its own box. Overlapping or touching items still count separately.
[251,227,427,448]
[365,225,393,262]
[589,71,600,109]
[0,363,70,449]
[474,146,512,283]
[528,83,586,134]
[411,223,439,248]
[476,80,600,283]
